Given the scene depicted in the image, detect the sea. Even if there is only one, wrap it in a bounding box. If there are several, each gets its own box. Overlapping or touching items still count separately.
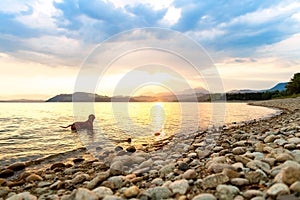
[0,102,280,167]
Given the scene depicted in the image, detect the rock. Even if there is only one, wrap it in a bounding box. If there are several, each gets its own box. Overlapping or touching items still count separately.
[242,189,263,199]
[72,188,98,200]
[188,152,197,158]
[290,181,300,192]
[274,139,287,146]
[132,167,150,175]
[50,162,66,170]
[26,174,43,182]
[234,155,251,165]
[246,160,270,173]
[0,178,7,186]
[232,147,247,155]
[126,146,136,153]
[0,169,14,178]
[208,163,235,173]
[192,193,217,200]
[103,195,123,200]
[151,178,164,186]
[123,186,140,198]
[202,173,229,189]
[182,169,197,179]
[245,170,267,184]
[288,137,300,144]
[276,153,294,162]
[87,171,110,189]
[7,162,26,171]
[64,168,80,175]
[114,146,123,152]
[230,178,249,186]
[146,187,172,199]
[281,166,300,185]
[264,135,277,143]
[72,174,89,184]
[266,183,290,197]
[169,179,189,194]
[93,186,113,198]
[107,176,123,189]
[254,142,265,152]
[7,192,37,200]
[216,184,240,200]
[159,163,175,177]
[50,180,61,190]
[110,161,124,176]
[178,162,190,171]
[222,168,241,179]
[0,187,10,197]
[139,159,153,169]
[37,181,52,187]
[73,158,85,163]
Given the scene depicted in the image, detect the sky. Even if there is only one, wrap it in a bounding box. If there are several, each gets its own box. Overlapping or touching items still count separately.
[0,0,300,99]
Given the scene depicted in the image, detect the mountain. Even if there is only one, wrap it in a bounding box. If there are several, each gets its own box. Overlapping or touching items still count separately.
[46,92,111,102]
[227,82,288,94]
[267,82,287,92]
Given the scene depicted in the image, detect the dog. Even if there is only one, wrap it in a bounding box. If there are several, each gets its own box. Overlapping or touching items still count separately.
[60,114,95,131]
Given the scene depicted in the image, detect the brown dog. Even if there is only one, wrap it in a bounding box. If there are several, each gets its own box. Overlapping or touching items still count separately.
[60,114,95,131]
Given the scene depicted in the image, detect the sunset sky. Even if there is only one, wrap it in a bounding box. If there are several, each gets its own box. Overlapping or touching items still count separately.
[1,0,300,100]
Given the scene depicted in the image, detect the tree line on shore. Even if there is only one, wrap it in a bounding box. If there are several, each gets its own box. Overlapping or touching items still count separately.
[224,73,300,101]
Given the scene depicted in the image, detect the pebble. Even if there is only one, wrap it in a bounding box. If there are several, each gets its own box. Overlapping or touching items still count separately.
[26,174,43,182]
[151,178,164,186]
[159,163,176,177]
[242,189,263,199]
[0,169,14,178]
[7,162,26,171]
[202,173,229,189]
[123,186,139,198]
[281,166,300,185]
[169,179,189,194]
[145,187,172,199]
[276,153,294,162]
[266,183,290,197]
[93,186,113,198]
[245,170,267,184]
[264,135,277,143]
[230,178,249,186]
[216,184,240,200]
[290,181,300,192]
[0,187,10,198]
[72,174,89,184]
[126,146,136,153]
[232,147,247,155]
[192,193,217,200]
[107,176,123,189]
[50,162,66,170]
[103,195,123,200]
[178,162,190,171]
[7,192,37,200]
[182,169,197,179]
[87,171,110,189]
[72,188,98,200]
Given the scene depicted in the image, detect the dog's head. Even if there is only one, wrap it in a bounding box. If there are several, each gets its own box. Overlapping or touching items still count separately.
[88,114,95,122]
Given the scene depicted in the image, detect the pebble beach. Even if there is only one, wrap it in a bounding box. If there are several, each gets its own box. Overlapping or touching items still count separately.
[1,97,300,200]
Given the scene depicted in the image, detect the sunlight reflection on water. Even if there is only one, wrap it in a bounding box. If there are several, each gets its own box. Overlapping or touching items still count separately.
[0,102,278,166]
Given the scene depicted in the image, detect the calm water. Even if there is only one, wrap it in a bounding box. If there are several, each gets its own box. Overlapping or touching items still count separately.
[0,102,279,167]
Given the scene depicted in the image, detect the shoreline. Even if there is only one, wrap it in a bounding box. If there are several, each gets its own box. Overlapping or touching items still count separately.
[0,98,300,199]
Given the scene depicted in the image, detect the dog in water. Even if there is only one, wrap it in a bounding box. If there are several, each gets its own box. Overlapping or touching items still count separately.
[60,114,95,131]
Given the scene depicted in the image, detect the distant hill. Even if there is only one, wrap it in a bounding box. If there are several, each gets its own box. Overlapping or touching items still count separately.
[46,92,111,102]
[267,82,287,92]
[227,82,288,94]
